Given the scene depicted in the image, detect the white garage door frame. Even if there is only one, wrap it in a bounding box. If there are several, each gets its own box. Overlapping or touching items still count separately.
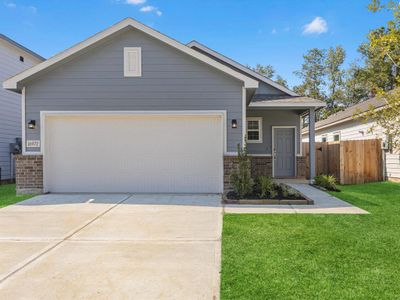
[40,110,227,193]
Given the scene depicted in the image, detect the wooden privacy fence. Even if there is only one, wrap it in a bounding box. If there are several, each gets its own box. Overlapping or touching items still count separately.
[302,139,383,184]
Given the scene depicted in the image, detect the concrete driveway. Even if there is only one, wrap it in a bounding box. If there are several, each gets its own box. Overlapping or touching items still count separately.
[0,194,222,299]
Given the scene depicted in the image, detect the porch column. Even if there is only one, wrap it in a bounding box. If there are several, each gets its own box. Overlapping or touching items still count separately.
[309,107,316,182]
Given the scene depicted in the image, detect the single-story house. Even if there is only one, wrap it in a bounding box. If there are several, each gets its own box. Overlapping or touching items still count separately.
[0,34,44,182]
[4,18,325,195]
[302,97,400,182]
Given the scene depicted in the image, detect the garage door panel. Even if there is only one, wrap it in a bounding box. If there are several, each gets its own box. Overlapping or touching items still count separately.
[44,114,223,193]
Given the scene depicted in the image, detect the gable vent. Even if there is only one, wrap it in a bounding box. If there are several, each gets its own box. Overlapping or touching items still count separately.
[124,47,142,77]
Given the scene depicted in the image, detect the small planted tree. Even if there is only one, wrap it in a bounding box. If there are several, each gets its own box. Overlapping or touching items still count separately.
[230,143,253,199]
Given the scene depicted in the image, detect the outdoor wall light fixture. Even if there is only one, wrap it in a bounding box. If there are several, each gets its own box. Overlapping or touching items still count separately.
[231,119,237,128]
[28,120,36,129]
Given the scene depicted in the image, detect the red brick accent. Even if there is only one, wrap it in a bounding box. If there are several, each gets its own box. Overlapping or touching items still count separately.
[296,156,307,178]
[224,155,307,193]
[223,156,239,193]
[251,156,273,177]
[224,155,273,193]
[15,155,43,195]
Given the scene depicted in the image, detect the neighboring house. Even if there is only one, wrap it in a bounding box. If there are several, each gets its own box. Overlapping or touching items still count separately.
[302,97,400,182]
[4,18,324,194]
[0,34,44,182]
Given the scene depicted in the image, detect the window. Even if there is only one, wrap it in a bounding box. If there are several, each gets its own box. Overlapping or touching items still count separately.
[321,136,327,142]
[333,132,340,142]
[19,56,24,62]
[246,117,262,143]
[124,47,142,77]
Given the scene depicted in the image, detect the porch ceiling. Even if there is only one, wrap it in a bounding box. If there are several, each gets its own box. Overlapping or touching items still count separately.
[249,94,326,109]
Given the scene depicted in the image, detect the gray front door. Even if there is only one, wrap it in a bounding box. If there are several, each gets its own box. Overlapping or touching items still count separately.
[273,128,295,177]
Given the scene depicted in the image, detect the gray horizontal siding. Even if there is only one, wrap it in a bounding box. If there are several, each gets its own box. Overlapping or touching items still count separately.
[247,110,302,155]
[0,40,40,179]
[191,46,286,96]
[25,28,243,152]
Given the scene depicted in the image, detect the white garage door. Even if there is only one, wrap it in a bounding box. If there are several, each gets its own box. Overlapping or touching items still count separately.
[44,113,224,193]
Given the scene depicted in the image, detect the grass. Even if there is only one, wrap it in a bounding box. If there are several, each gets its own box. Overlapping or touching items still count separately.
[0,184,35,208]
[221,181,400,300]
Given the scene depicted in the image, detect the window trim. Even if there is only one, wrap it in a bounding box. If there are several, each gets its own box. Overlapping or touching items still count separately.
[124,47,142,77]
[321,135,327,143]
[246,117,263,143]
[333,132,341,142]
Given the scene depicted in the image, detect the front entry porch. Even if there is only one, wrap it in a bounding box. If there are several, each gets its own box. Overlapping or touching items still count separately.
[244,95,322,181]
[224,95,323,194]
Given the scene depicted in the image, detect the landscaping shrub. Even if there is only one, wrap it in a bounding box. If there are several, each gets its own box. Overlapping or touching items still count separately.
[230,144,253,199]
[274,183,301,199]
[255,176,274,199]
[314,174,340,191]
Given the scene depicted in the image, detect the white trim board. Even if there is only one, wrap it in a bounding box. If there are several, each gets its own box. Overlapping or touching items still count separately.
[249,102,326,108]
[242,87,246,147]
[41,111,226,193]
[124,47,142,77]
[272,126,297,178]
[21,87,26,154]
[4,18,258,90]
[40,111,227,193]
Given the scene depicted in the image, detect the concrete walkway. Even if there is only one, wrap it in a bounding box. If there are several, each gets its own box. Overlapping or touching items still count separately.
[0,194,223,300]
[225,183,368,214]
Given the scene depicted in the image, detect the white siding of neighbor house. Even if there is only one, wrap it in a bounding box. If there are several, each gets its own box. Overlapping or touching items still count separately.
[386,154,400,180]
[302,118,400,180]
[302,119,385,143]
[24,28,244,153]
[0,39,42,180]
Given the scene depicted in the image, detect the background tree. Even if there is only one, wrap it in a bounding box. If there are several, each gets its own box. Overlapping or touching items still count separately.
[357,0,400,151]
[275,75,288,88]
[293,48,327,101]
[248,63,289,88]
[343,62,370,106]
[323,46,346,117]
[358,89,400,151]
[357,28,397,93]
[251,64,275,79]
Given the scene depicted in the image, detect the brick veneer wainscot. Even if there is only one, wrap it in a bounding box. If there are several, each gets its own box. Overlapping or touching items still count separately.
[14,154,307,195]
[15,155,43,195]
[223,155,307,194]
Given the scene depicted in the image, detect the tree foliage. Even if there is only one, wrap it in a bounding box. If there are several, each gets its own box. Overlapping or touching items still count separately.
[357,1,399,151]
[357,89,400,150]
[248,63,289,88]
[252,64,275,79]
[275,75,288,88]
[325,46,346,109]
[293,48,327,101]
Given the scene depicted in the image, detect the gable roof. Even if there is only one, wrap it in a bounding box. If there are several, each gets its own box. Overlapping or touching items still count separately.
[0,34,45,61]
[187,40,297,97]
[302,96,387,134]
[3,18,258,91]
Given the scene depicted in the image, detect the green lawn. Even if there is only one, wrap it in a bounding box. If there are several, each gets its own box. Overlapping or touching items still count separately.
[0,184,35,208]
[221,182,400,300]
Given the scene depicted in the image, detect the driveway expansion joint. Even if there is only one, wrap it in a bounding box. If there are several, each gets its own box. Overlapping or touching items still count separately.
[0,194,131,285]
